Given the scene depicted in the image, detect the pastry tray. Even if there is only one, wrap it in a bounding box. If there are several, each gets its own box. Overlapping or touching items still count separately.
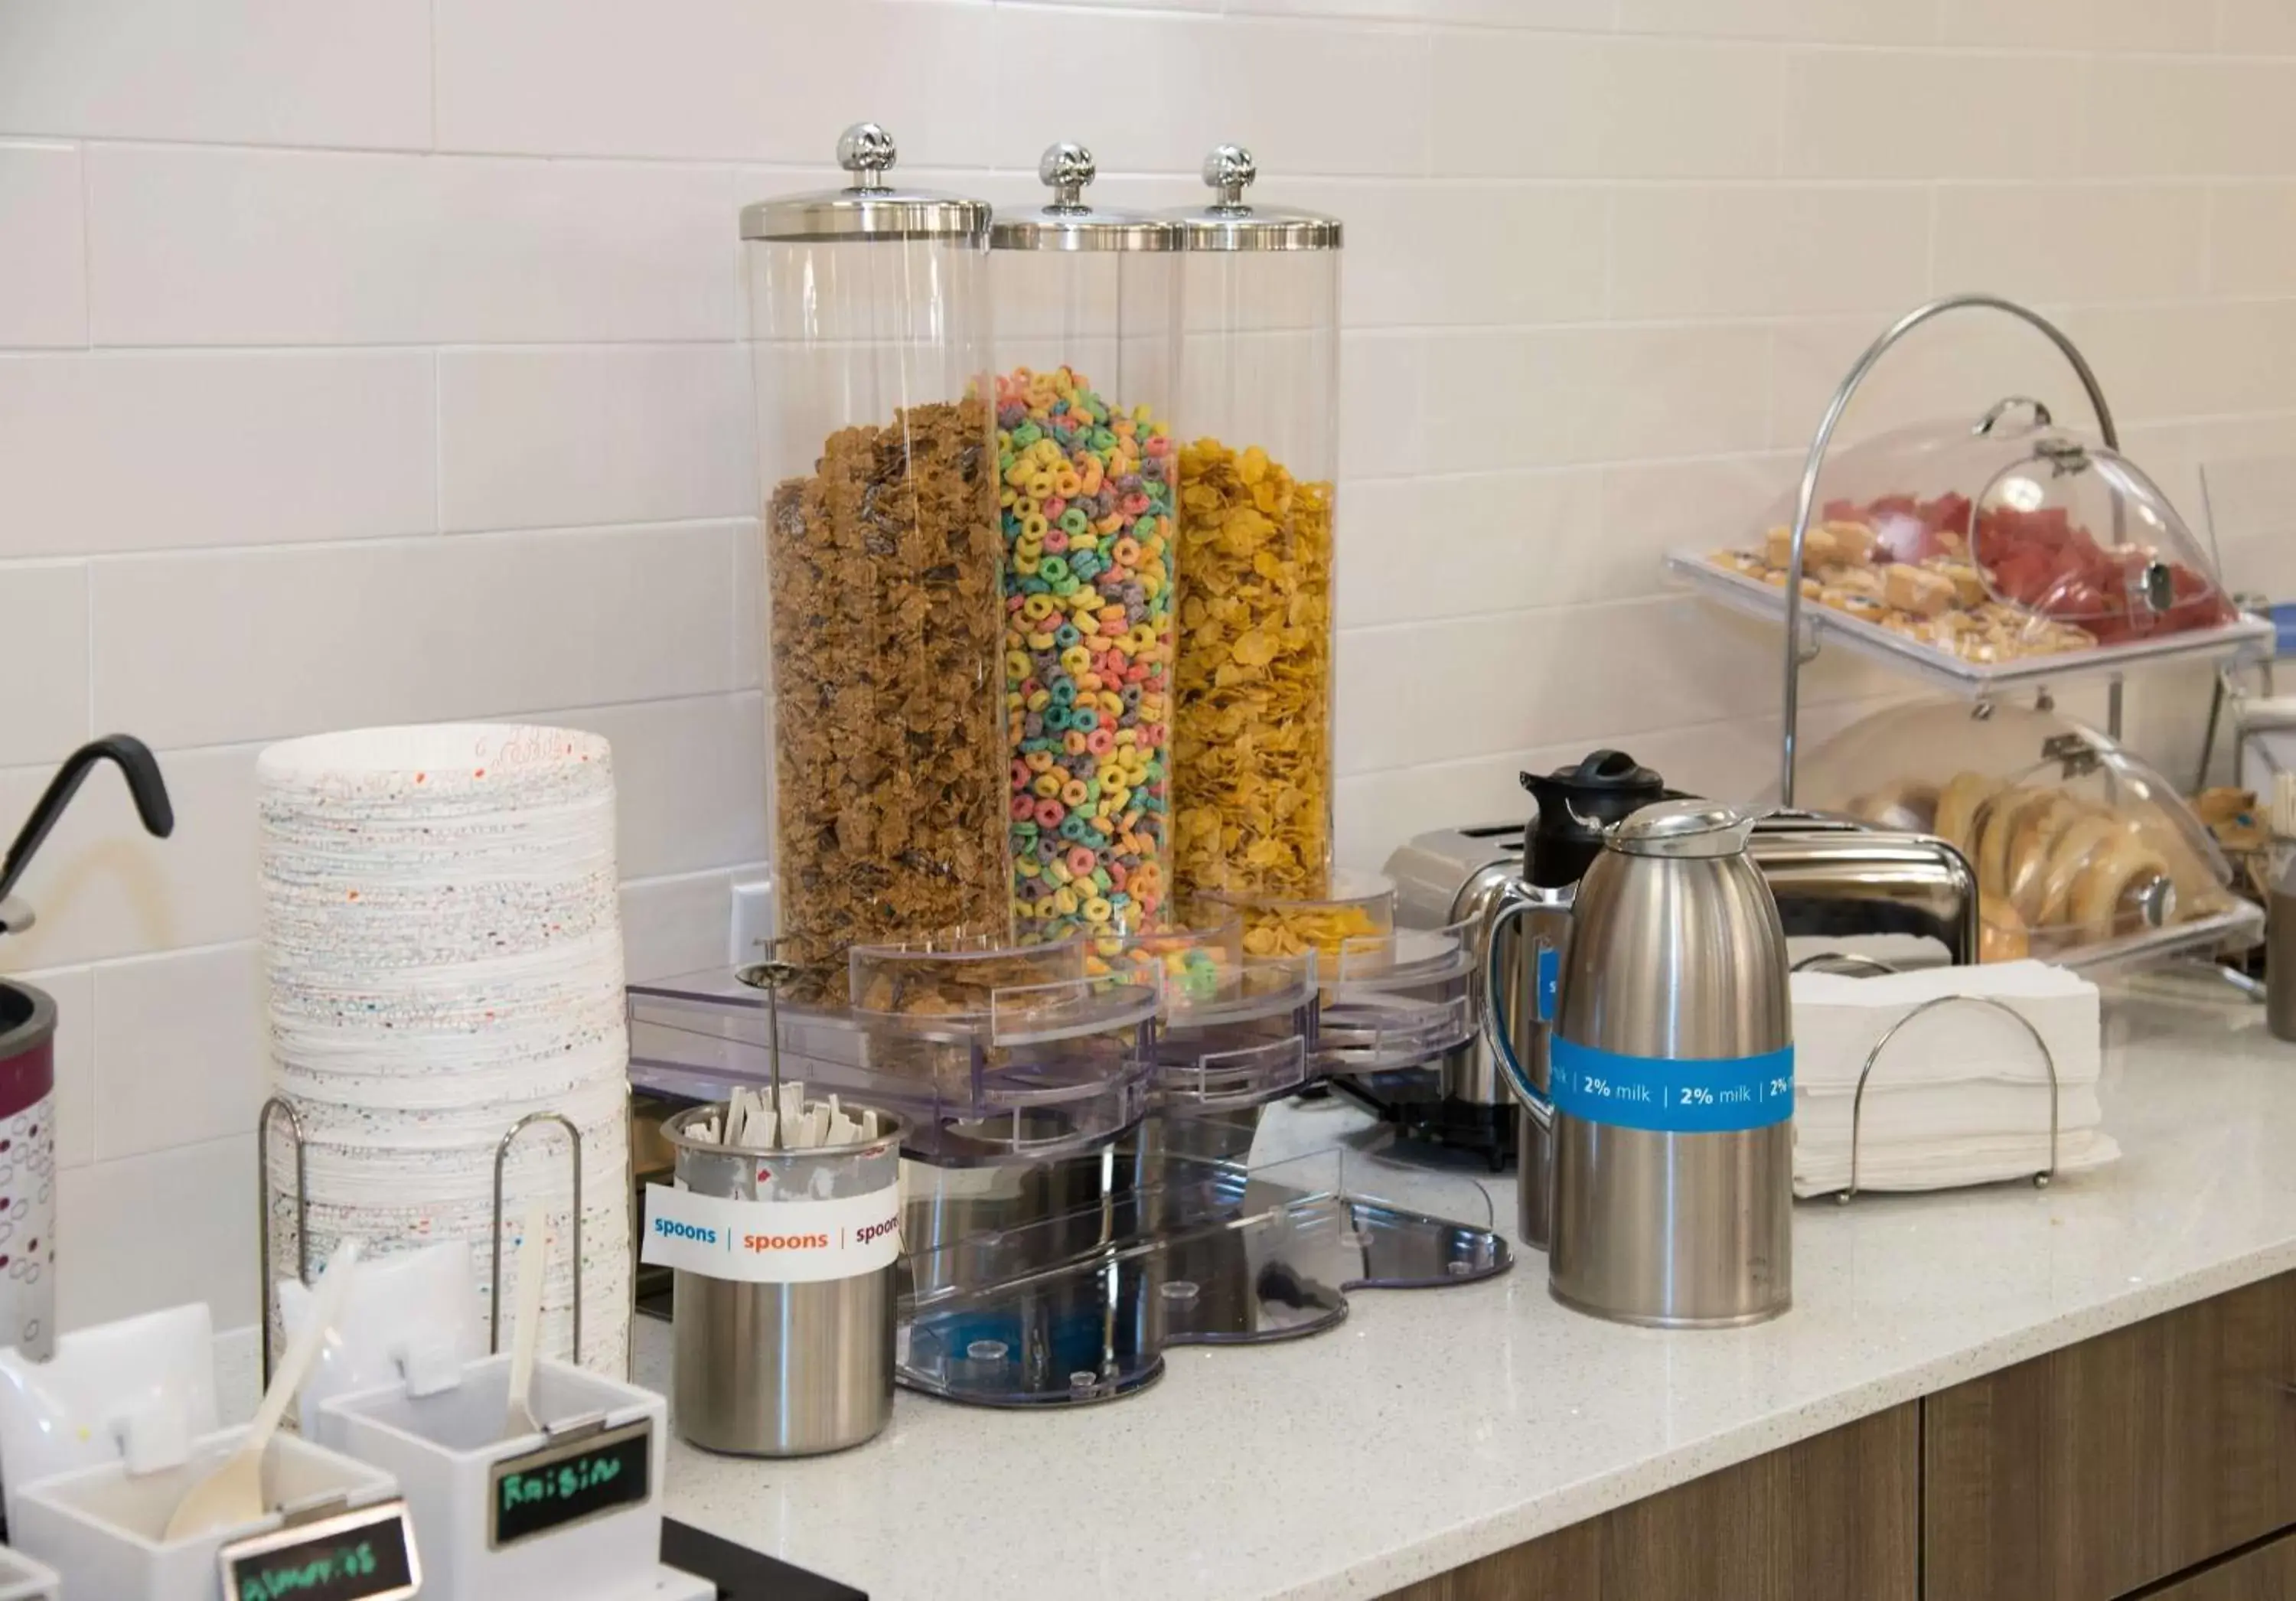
[1666,549,2275,696]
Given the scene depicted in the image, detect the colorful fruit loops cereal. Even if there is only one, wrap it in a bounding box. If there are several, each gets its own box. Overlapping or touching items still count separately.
[1085,929,1229,1004]
[1172,439,1338,907]
[998,366,1176,943]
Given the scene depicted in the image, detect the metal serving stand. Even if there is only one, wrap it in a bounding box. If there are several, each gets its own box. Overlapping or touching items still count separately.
[1665,292,2273,806]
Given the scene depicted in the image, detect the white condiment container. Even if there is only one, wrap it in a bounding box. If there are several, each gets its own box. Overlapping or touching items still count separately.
[321,1353,702,1601]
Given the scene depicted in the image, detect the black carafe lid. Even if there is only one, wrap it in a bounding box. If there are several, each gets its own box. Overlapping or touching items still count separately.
[1520,749,1675,888]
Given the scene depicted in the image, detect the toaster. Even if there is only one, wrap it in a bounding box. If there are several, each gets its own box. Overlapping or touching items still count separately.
[1381,814,1979,1140]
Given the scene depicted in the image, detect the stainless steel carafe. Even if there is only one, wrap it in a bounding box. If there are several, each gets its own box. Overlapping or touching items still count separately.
[1487,799,1792,1328]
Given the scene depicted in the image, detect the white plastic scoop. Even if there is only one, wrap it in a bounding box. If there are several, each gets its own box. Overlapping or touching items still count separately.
[503,1198,548,1439]
[164,1237,362,1541]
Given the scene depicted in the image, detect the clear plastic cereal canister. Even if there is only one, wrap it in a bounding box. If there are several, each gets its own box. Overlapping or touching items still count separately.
[1163,145,1343,910]
[742,124,1008,1006]
[990,142,1182,945]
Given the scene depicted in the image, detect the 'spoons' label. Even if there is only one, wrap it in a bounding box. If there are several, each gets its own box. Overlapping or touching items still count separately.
[640,1182,901,1283]
[1549,1037,1793,1133]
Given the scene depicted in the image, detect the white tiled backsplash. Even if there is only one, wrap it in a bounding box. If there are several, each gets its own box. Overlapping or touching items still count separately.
[4,0,2293,1333]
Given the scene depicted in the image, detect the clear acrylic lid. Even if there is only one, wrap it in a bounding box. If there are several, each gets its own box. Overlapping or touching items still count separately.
[1689,400,2256,677]
[1798,699,2239,962]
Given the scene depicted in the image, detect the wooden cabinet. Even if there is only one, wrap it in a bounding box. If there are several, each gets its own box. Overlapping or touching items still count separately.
[1380,1404,1917,1601]
[1384,1271,2296,1601]
[1923,1273,2296,1601]
[2144,1534,2296,1600]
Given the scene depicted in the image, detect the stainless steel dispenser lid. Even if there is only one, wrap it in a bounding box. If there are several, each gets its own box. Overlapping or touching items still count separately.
[740,122,990,243]
[1610,800,1760,859]
[990,142,1175,253]
[1164,144,1342,253]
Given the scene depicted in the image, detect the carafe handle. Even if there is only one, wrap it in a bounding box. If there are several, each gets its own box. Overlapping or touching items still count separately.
[1481,882,1571,1131]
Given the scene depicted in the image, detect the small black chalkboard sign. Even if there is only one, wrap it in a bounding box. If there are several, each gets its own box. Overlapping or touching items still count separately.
[490,1416,654,1549]
[219,1498,419,1601]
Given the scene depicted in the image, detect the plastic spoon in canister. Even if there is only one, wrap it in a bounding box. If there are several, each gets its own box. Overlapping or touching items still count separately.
[504,1198,548,1439]
[164,1237,363,1541]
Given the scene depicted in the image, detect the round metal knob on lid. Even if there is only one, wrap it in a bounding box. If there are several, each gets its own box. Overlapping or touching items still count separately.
[1203,143,1257,211]
[740,121,989,243]
[1039,141,1095,210]
[989,140,1172,253]
[1609,799,1761,859]
[836,120,897,189]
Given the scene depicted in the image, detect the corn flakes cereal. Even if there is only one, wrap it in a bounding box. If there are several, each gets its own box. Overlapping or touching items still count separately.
[1238,905,1380,961]
[1171,438,1336,905]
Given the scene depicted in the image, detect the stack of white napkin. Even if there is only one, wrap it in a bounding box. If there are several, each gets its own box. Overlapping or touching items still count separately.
[1792,960,2116,1198]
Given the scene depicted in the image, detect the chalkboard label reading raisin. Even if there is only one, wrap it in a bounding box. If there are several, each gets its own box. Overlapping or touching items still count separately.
[219,1498,419,1601]
[489,1416,653,1549]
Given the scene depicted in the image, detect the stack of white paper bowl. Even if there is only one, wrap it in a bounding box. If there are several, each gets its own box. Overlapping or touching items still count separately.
[258,724,631,1375]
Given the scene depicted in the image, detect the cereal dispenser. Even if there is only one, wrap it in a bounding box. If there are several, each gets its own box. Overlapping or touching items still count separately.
[1164,145,1343,915]
[990,143,1182,945]
[741,124,1007,1005]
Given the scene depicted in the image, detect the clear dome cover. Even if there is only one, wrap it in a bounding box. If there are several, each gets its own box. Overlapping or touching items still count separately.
[1681,403,2265,685]
[1797,699,2243,965]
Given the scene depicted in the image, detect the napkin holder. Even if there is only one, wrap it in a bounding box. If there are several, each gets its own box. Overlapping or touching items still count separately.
[9,1425,409,1601]
[1789,960,2102,1201]
[1826,990,2062,1201]
[320,1353,709,1601]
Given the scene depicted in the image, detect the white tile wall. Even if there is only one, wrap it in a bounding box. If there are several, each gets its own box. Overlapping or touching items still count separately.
[436,346,753,531]
[1782,49,2089,180]
[92,943,264,1161]
[86,147,735,347]
[435,0,999,165]
[0,562,90,767]
[0,0,431,149]
[89,522,745,748]
[1609,185,1928,320]
[2208,184,2296,298]
[0,143,86,347]
[0,352,437,556]
[1932,184,2209,307]
[0,0,2290,1336]
[54,1135,256,1332]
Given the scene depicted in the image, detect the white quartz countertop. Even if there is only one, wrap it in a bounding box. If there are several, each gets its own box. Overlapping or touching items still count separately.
[651,986,2296,1601]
